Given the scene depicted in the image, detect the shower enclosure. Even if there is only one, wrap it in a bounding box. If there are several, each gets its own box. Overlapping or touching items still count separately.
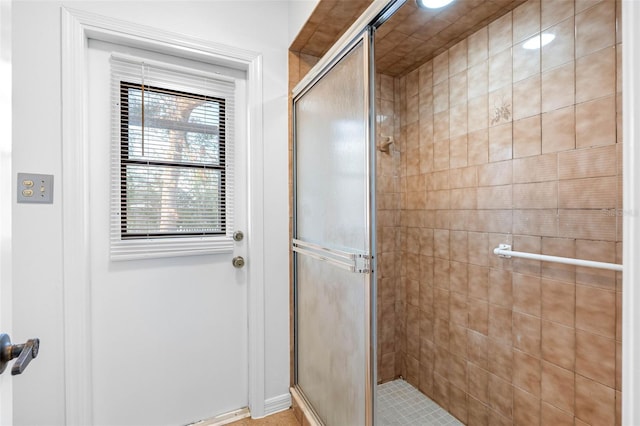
[292,0,624,425]
[292,30,375,425]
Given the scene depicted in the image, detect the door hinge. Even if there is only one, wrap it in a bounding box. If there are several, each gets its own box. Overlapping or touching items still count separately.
[355,254,372,274]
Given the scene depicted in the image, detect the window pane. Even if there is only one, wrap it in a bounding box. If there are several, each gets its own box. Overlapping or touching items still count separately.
[123,164,224,236]
[184,131,221,165]
[124,85,223,166]
[187,102,222,165]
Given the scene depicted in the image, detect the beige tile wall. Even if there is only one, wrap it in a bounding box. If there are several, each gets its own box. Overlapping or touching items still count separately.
[376,72,403,383]
[376,0,622,424]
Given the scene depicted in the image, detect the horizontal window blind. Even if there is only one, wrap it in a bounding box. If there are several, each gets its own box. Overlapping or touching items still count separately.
[110,54,236,260]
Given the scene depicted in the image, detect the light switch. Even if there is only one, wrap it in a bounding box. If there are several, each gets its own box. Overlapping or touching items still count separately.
[17,173,54,204]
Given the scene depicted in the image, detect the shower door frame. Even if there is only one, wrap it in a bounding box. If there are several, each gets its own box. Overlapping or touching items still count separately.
[292,29,376,425]
[291,2,406,425]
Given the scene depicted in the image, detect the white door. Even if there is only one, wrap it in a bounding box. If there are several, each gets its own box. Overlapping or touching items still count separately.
[0,150,12,425]
[86,39,249,425]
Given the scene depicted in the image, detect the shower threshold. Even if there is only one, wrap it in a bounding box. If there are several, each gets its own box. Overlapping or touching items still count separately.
[376,379,463,425]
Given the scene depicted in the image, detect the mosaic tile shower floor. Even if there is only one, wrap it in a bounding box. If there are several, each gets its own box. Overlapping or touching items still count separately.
[377,379,463,426]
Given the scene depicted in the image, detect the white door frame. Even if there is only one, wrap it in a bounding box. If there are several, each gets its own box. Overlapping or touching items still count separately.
[0,1,12,424]
[61,8,266,423]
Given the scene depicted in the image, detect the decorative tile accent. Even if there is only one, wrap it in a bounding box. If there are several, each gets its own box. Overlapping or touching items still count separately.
[490,96,512,125]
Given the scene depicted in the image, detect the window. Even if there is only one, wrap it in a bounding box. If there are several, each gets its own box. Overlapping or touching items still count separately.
[110,55,236,259]
[120,82,226,238]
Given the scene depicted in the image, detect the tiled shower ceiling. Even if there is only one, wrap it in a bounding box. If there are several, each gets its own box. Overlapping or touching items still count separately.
[290,0,373,57]
[290,0,528,78]
[376,0,528,76]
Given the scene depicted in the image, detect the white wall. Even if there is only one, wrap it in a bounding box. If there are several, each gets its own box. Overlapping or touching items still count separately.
[288,0,320,45]
[12,3,65,423]
[12,1,292,424]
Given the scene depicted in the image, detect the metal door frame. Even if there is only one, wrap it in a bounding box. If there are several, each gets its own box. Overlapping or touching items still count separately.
[292,30,375,425]
[291,2,406,425]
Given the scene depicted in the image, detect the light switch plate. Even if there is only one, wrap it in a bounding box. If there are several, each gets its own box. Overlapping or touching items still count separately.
[17,173,54,204]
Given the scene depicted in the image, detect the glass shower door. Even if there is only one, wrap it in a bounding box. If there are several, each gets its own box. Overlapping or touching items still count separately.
[292,32,375,426]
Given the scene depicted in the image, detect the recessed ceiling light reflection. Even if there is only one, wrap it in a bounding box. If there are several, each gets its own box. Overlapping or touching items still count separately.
[416,0,455,9]
[523,33,555,50]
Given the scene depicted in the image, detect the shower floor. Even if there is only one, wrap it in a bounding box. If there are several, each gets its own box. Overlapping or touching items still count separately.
[377,379,463,426]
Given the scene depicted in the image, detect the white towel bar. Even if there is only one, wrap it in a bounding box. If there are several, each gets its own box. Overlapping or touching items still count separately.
[493,244,623,272]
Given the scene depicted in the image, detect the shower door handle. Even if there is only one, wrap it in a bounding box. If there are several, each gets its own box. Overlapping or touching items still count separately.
[292,238,372,273]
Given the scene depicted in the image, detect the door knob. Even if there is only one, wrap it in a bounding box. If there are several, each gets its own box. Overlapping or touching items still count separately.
[232,256,245,268]
[0,333,40,376]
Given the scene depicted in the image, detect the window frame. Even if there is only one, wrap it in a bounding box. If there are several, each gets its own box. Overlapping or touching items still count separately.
[119,81,228,239]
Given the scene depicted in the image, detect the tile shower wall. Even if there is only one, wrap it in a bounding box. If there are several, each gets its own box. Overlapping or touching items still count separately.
[376,71,403,384]
[376,0,623,425]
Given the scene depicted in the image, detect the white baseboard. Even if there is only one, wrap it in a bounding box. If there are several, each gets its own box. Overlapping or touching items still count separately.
[188,393,291,425]
[264,393,292,416]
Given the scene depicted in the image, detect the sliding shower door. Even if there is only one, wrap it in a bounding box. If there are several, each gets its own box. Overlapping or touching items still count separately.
[292,31,375,426]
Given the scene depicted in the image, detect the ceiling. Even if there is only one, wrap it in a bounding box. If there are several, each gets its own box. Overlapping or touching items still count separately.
[289,0,374,57]
[375,0,527,76]
[291,0,527,77]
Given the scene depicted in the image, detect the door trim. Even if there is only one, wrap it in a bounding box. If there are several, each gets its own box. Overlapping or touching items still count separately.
[61,8,266,423]
[0,1,12,424]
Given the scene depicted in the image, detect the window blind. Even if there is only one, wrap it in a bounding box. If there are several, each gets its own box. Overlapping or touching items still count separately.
[110,54,236,260]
